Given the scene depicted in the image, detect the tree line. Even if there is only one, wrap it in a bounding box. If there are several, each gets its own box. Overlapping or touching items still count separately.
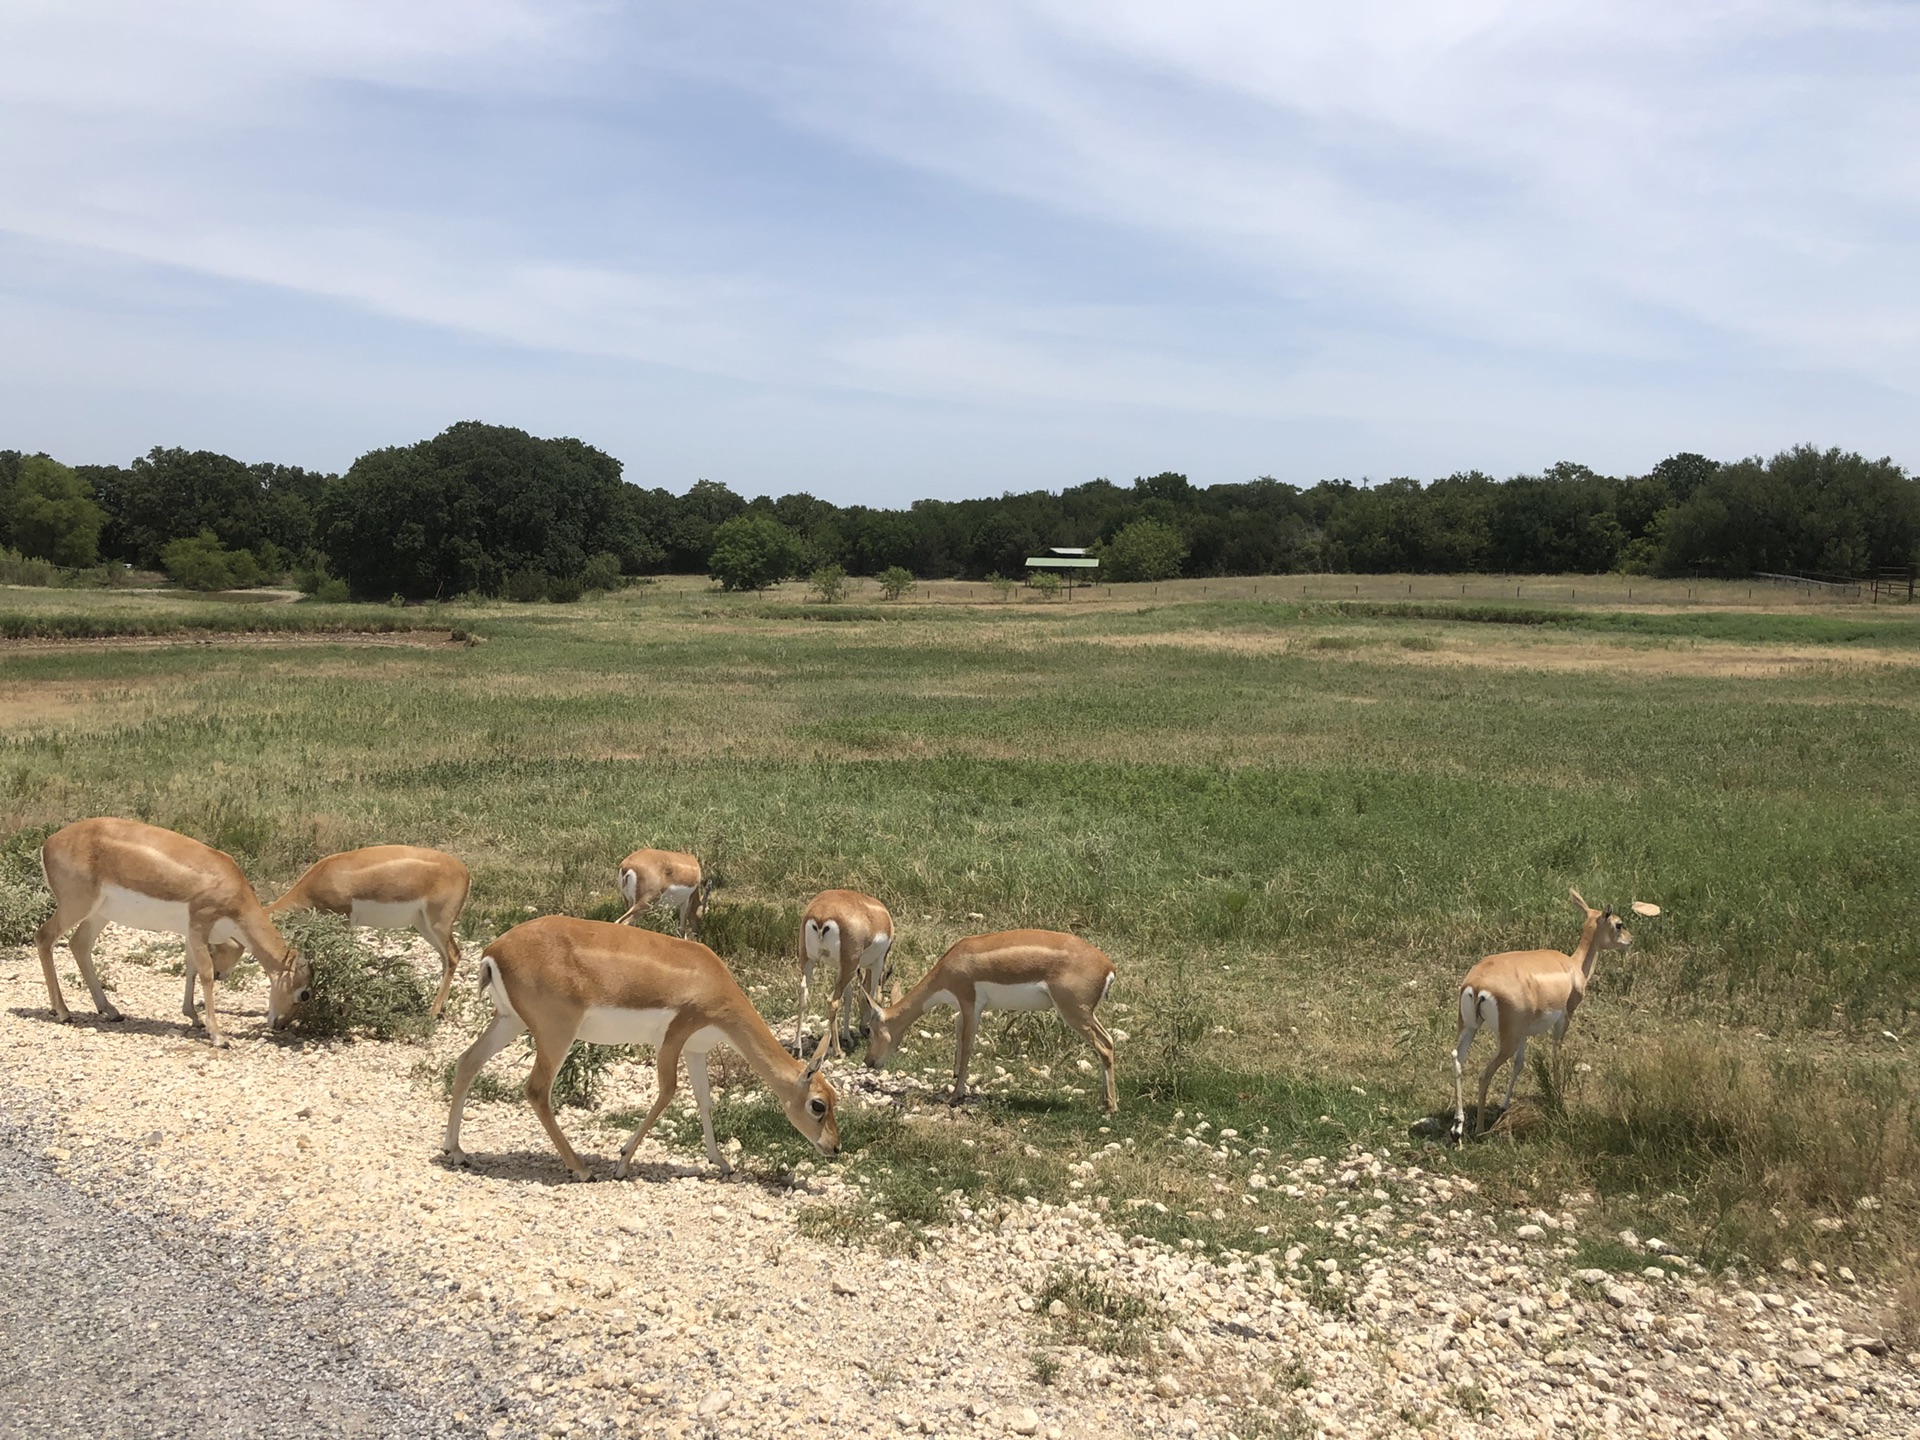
[0,422,1913,597]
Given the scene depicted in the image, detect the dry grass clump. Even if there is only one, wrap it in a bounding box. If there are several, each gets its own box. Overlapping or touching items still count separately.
[1554,1033,1920,1269]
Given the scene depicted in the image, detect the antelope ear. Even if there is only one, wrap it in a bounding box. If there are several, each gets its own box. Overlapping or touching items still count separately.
[887,976,902,1005]
[802,1030,832,1078]
[1630,901,1661,917]
[1568,888,1590,913]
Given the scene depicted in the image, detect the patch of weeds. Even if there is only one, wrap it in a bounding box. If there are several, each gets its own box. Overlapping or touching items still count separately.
[1274,1358,1313,1392]
[0,824,56,946]
[283,912,432,1042]
[419,1056,521,1105]
[1232,1405,1312,1440]
[793,1200,923,1255]
[701,899,799,963]
[1028,1351,1061,1387]
[1450,1382,1496,1421]
[1034,1266,1159,1356]
[547,1040,629,1110]
[220,957,259,990]
[1570,1234,1644,1274]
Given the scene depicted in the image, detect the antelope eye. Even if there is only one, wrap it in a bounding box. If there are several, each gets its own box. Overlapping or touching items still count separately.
[807,1099,827,1117]
[294,988,311,1003]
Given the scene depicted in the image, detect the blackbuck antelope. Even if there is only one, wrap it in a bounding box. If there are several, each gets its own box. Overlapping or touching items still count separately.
[35,817,312,1047]
[265,845,471,1017]
[1452,889,1660,1138]
[443,916,840,1179]
[796,889,893,1057]
[614,849,711,937]
[864,929,1118,1113]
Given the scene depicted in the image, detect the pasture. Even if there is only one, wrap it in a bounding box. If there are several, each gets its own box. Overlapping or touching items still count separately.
[2,575,1916,1283]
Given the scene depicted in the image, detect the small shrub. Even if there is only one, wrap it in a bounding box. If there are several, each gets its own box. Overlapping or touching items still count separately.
[546,574,584,604]
[579,552,623,593]
[708,515,802,592]
[876,566,915,601]
[161,531,264,591]
[808,564,849,604]
[0,548,61,587]
[548,1039,626,1108]
[1099,518,1187,583]
[313,578,350,603]
[283,912,433,1042]
[987,572,1016,602]
[504,569,549,603]
[1029,571,1063,600]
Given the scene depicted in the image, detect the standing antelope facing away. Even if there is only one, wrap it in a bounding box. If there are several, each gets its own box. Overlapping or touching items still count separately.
[796,889,893,1057]
[443,916,839,1179]
[267,845,471,1018]
[614,849,710,937]
[35,817,313,1047]
[864,929,1118,1113]
[1452,890,1660,1138]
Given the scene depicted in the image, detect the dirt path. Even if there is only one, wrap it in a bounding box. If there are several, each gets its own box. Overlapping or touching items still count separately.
[1,938,1915,1439]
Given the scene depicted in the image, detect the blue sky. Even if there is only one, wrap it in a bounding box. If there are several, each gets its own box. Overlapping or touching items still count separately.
[2,2,1916,503]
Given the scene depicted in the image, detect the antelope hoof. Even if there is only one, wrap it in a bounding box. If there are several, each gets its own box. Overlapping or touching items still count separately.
[208,1035,231,1050]
[98,1006,123,1022]
[444,1147,471,1168]
[613,1159,632,1180]
[567,1166,594,1183]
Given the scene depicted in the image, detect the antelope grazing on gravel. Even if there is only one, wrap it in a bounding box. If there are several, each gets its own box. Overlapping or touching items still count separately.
[864,929,1118,1113]
[614,849,710,937]
[265,845,471,1017]
[35,818,312,1047]
[1452,889,1660,1138]
[443,916,839,1179]
[796,889,893,1057]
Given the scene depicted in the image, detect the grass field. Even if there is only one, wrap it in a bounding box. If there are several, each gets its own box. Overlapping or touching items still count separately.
[3,575,1916,1284]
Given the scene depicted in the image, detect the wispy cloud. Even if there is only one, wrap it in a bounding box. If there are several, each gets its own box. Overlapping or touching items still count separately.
[1,2,1915,495]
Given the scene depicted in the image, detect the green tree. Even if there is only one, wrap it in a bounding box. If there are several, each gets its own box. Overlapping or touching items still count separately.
[1029,570,1063,599]
[318,423,634,599]
[11,456,105,566]
[1100,518,1188,582]
[161,531,263,591]
[707,514,802,591]
[876,565,915,600]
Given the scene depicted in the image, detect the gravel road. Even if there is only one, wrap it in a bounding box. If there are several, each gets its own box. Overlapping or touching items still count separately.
[4,933,1917,1440]
[0,1122,467,1439]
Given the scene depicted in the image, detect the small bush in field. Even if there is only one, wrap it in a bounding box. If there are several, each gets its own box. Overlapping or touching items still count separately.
[284,912,433,1041]
[809,564,849,604]
[876,566,915,600]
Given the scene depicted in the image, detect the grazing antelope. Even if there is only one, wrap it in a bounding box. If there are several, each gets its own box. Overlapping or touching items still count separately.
[796,889,893,1057]
[1452,890,1660,1138]
[864,929,1118,1113]
[614,849,711,937]
[266,845,471,1017]
[35,817,312,1047]
[443,916,839,1179]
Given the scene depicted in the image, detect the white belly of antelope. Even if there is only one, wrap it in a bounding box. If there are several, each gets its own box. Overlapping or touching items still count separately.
[574,1005,725,1055]
[974,981,1053,1014]
[1524,1008,1566,1038]
[98,885,243,945]
[659,885,694,913]
[349,899,423,930]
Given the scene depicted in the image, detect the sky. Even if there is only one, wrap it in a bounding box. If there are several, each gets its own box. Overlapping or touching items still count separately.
[1,2,1916,504]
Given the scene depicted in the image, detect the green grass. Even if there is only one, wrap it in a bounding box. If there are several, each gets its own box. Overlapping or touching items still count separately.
[3,580,1918,1274]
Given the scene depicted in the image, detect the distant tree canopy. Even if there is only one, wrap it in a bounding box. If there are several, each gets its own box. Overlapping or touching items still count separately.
[5,431,1914,594]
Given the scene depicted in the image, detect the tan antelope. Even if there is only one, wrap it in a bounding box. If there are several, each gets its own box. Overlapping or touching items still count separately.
[864,929,1118,1113]
[264,845,471,1017]
[613,849,710,937]
[443,915,839,1179]
[35,817,312,1047]
[1452,889,1660,1138]
[796,889,893,1057]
